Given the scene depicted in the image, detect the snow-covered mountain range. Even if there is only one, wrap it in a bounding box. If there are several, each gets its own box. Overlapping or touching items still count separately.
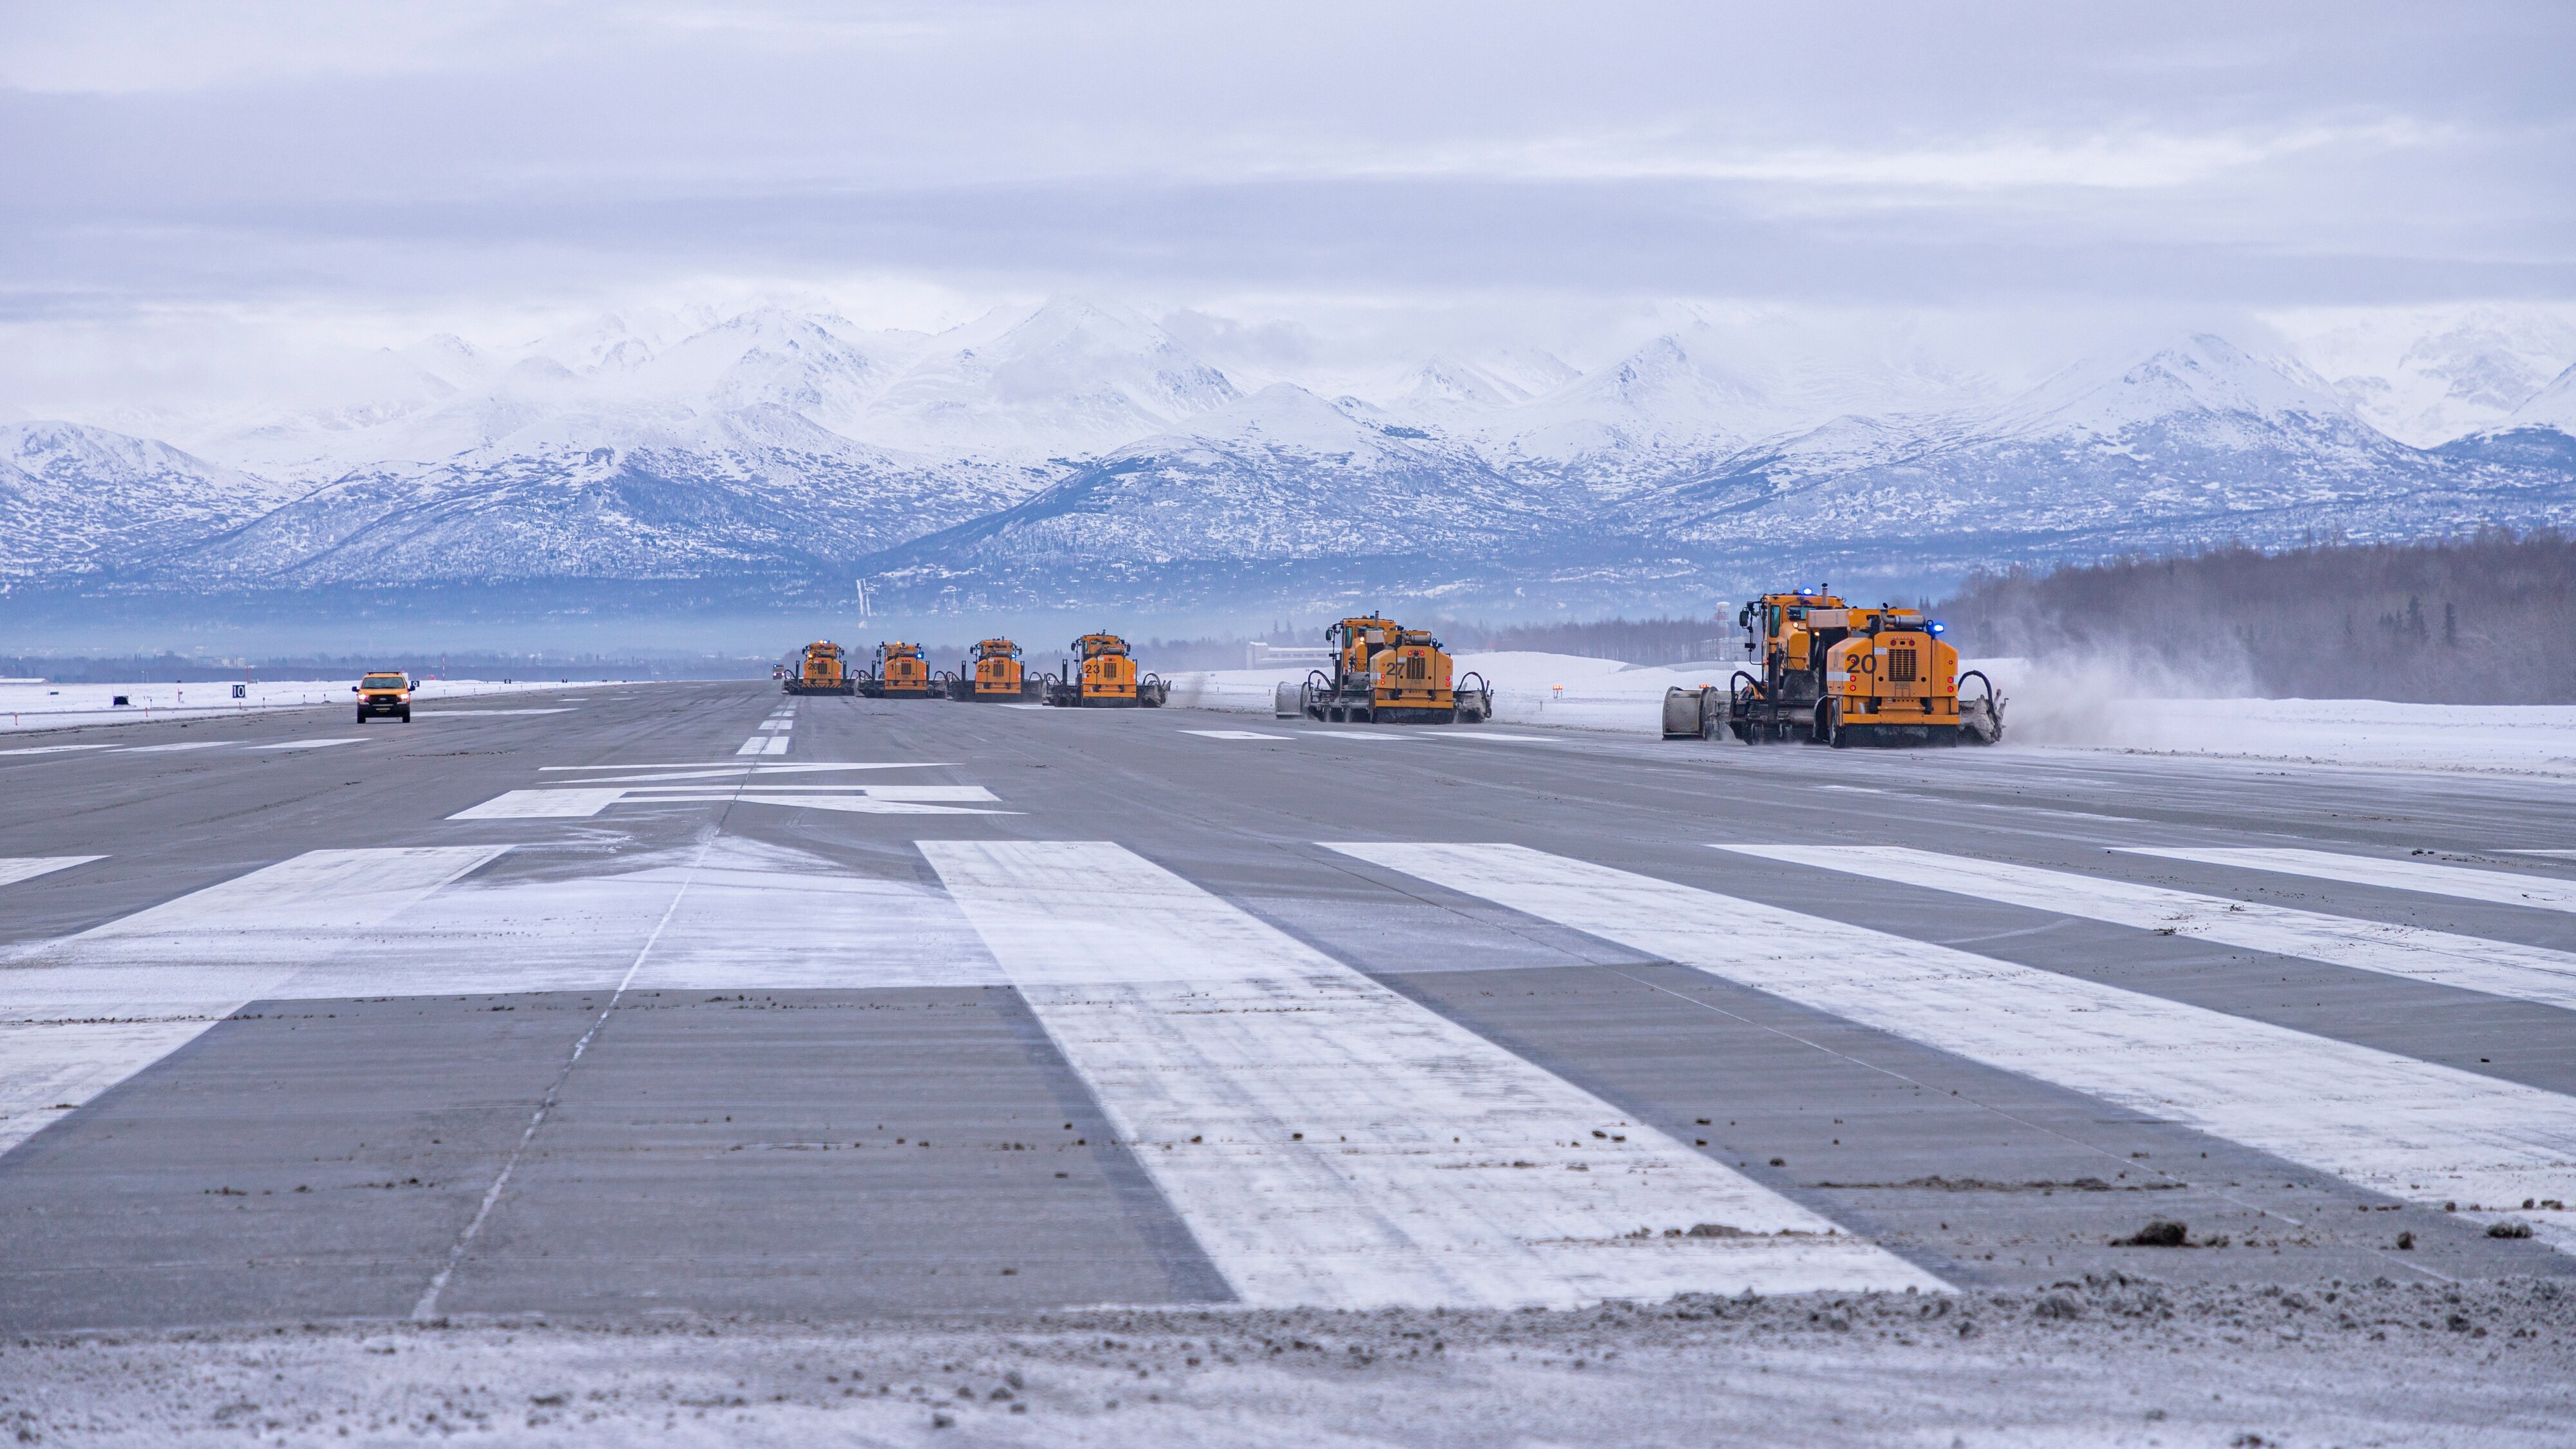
[5,299,2573,624]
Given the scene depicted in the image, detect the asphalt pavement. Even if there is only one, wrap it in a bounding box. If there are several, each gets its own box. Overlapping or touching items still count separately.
[6,681,2576,1333]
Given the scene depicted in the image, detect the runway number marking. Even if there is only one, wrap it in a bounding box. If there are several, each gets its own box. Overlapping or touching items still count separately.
[1340,842,2576,1236]
[920,838,1940,1309]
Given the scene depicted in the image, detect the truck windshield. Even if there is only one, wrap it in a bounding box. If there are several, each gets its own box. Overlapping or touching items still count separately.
[362,676,406,689]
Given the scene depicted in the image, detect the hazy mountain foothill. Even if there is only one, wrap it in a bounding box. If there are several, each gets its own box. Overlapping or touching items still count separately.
[6,303,2573,646]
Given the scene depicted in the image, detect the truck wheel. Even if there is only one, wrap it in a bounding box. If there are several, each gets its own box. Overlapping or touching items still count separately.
[355,708,367,724]
[400,708,412,723]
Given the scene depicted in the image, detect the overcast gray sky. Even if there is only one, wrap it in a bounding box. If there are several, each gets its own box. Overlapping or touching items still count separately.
[4,1,2571,408]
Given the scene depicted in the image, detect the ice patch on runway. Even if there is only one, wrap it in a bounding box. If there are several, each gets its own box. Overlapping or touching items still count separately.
[922,839,1940,1309]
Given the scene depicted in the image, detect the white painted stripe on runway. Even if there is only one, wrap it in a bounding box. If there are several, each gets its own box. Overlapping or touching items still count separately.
[731,735,790,757]
[1302,731,1414,741]
[1180,730,1287,741]
[245,738,362,750]
[119,741,229,753]
[0,856,102,888]
[1338,842,2576,1220]
[448,788,628,820]
[2122,846,2576,915]
[419,708,574,717]
[0,744,117,757]
[1730,846,2576,1016]
[538,761,944,775]
[757,720,791,732]
[2505,849,2576,858]
[1430,732,1557,743]
[0,846,509,1155]
[920,839,1938,1309]
[630,790,1009,815]
[617,784,996,800]
[731,794,1009,815]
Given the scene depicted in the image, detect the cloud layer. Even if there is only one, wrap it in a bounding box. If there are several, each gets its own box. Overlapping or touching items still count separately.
[3,1,2571,417]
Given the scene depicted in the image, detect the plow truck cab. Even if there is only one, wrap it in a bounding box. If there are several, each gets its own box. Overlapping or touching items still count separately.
[1292,616,1492,724]
[1715,591,2003,748]
[1043,633,1166,707]
[784,641,856,695]
[1813,607,2003,747]
[862,641,932,698]
[949,638,1034,701]
[1719,589,1848,743]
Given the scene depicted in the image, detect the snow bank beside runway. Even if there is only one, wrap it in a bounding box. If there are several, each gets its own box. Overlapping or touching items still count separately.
[1161,651,2576,776]
[0,677,606,732]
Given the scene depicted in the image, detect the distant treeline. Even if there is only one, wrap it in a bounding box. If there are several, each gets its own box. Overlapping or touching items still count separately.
[0,652,775,683]
[1938,529,2576,704]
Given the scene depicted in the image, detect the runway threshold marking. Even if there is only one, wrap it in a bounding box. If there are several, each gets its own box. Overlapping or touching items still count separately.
[0,856,103,888]
[1338,842,2576,1236]
[2123,846,2576,915]
[1734,846,2576,1016]
[918,838,1938,1309]
[0,846,509,1155]
[735,735,790,757]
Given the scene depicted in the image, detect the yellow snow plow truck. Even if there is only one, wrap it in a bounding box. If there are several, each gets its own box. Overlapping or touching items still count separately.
[946,638,1037,701]
[784,641,856,695]
[1043,633,1168,708]
[1665,589,2002,747]
[1284,615,1493,724]
[860,641,933,698]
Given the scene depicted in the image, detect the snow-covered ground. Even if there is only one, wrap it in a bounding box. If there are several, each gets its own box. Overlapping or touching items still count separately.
[1162,651,2576,777]
[0,677,607,733]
